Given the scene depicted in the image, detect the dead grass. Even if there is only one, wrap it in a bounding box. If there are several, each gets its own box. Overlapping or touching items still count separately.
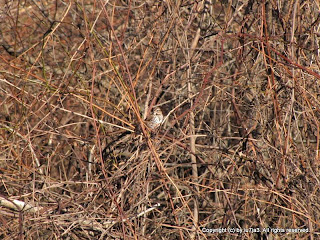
[0,0,320,239]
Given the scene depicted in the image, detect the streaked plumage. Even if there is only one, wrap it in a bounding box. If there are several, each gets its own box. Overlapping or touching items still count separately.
[146,107,163,130]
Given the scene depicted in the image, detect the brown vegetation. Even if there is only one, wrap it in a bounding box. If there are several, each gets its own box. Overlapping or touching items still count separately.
[0,0,320,239]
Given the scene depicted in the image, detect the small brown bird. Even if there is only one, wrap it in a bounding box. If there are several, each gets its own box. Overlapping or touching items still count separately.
[146,107,163,130]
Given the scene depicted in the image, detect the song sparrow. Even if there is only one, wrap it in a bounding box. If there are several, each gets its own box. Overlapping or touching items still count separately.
[146,107,163,130]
